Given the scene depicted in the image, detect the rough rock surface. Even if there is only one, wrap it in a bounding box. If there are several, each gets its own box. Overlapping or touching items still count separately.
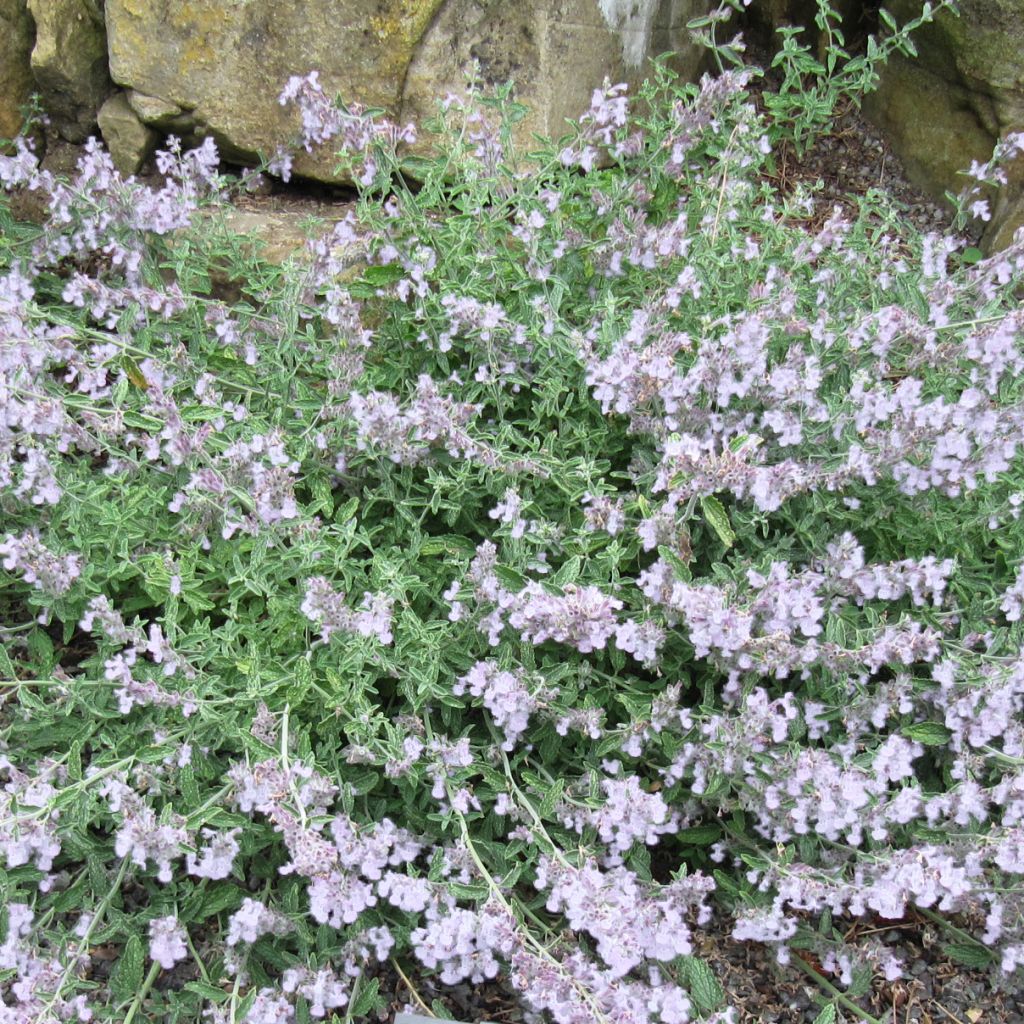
[97,91,158,175]
[0,0,35,141]
[27,0,111,142]
[403,0,707,152]
[860,0,1024,250]
[104,0,708,182]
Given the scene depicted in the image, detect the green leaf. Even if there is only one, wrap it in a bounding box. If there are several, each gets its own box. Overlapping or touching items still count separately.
[538,778,565,819]
[700,495,735,549]
[179,763,199,805]
[111,934,145,1004]
[361,264,405,287]
[184,982,230,1002]
[334,497,359,523]
[495,565,528,591]
[68,740,82,782]
[676,824,722,846]
[658,545,692,582]
[812,1004,837,1024]
[26,629,55,675]
[351,976,381,1017]
[552,556,582,587]
[679,956,723,1011]
[182,883,244,923]
[901,722,952,746]
[943,942,995,969]
[0,644,16,679]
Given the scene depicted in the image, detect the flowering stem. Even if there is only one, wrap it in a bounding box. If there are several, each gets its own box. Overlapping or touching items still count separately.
[497,748,575,871]
[34,856,131,1023]
[390,957,435,1017]
[447,797,611,1024]
[914,906,989,951]
[186,930,212,986]
[122,960,162,1024]
[343,972,362,1024]
[789,953,884,1024]
[0,755,137,831]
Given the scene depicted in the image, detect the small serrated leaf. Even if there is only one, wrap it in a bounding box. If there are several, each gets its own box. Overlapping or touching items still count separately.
[351,976,381,1017]
[943,942,995,969]
[812,1003,837,1024]
[700,495,735,548]
[901,721,952,746]
[0,644,17,679]
[334,496,359,523]
[179,763,199,805]
[111,934,145,1003]
[184,982,229,1002]
[676,824,722,846]
[658,545,692,581]
[552,556,582,587]
[680,956,723,1011]
[538,778,565,819]
[495,565,528,591]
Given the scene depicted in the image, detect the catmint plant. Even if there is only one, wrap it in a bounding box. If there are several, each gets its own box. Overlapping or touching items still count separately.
[0,1,1022,1021]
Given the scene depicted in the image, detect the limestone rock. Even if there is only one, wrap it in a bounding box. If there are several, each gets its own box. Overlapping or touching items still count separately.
[126,91,195,134]
[213,208,358,267]
[984,192,1024,250]
[104,0,710,184]
[0,0,35,141]
[105,0,447,178]
[860,0,1024,251]
[27,0,111,142]
[861,55,996,205]
[403,0,707,153]
[97,91,158,174]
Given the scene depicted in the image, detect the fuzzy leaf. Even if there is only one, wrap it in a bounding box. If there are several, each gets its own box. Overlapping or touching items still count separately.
[111,934,145,1004]
[700,495,735,548]
[676,824,722,846]
[679,956,723,1011]
[943,942,995,969]
[351,976,381,1018]
[901,722,952,746]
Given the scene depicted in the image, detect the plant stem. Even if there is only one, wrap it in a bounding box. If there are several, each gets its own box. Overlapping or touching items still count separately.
[390,957,434,1017]
[790,953,885,1024]
[123,961,162,1024]
[34,856,131,1023]
[914,906,988,951]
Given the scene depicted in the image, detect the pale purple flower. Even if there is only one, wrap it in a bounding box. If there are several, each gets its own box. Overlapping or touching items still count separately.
[1001,565,1024,622]
[243,988,295,1024]
[148,915,188,970]
[226,898,293,946]
[453,661,542,750]
[186,828,241,880]
[0,531,81,597]
[301,578,394,645]
[281,966,348,1018]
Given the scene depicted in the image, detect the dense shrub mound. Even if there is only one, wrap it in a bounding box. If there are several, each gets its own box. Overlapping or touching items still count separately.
[1,2,1023,1021]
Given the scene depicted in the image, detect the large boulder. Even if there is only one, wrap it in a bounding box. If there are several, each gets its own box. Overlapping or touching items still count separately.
[104,0,709,182]
[861,0,1024,249]
[403,0,704,149]
[27,0,112,142]
[0,0,36,141]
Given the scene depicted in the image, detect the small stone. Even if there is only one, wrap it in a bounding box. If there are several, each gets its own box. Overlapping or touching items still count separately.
[126,90,194,133]
[97,91,158,174]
